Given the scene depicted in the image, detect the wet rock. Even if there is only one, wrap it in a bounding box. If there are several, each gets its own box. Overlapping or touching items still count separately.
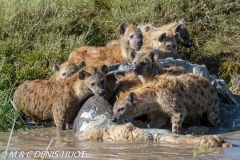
[73,96,232,147]
[73,95,113,136]
[184,126,209,135]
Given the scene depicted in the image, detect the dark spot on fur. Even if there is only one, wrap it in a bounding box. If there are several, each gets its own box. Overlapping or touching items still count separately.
[192,100,195,105]
[180,114,183,118]
[173,125,177,130]
[211,88,214,94]
[212,107,215,112]
[201,90,205,96]
[180,85,184,91]
[202,82,209,88]
[194,88,198,93]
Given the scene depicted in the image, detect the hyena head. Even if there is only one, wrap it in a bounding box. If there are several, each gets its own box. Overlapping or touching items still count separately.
[138,23,157,36]
[174,19,193,48]
[112,92,138,124]
[119,23,143,51]
[53,61,86,80]
[130,50,159,75]
[158,31,180,52]
[78,65,108,96]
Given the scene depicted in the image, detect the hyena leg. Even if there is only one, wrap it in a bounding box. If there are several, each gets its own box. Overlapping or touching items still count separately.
[207,99,220,126]
[171,108,186,134]
[208,108,220,126]
[65,122,73,130]
[53,108,65,130]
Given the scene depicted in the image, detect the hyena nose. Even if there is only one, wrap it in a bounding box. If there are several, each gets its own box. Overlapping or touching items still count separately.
[137,39,143,45]
[98,90,105,96]
[112,117,118,123]
[188,41,193,46]
[166,44,171,49]
[133,67,138,73]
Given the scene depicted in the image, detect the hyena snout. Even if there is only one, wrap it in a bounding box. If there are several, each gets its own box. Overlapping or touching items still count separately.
[112,114,119,123]
[132,63,145,75]
[133,66,142,75]
[180,39,193,48]
[98,89,106,96]
[112,117,118,123]
[165,43,176,51]
[137,39,143,46]
[185,40,193,48]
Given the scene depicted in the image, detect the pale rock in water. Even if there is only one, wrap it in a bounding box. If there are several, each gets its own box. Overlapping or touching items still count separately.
[73,96,232,147]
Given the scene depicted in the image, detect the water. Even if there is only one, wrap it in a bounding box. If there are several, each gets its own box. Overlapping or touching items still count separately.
[0,127,240,160]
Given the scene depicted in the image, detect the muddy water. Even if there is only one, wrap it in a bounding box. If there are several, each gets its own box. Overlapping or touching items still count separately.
[0,127,240,160]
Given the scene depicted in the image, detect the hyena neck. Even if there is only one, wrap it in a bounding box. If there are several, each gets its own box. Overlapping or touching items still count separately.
[120,37,133,59]
[132,95,158,117]
[132,85,157,117]
[137,63,161,83]
[73,81,93,101]
[151,62,163,76]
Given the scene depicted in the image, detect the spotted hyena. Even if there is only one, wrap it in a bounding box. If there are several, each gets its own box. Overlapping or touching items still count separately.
[13,65,108,130]
[130,50,187,83]
[139,19,193,48]
[68,23,143,66]
[50,60,86,80]
[142,30,180,59]
[112,73,220,133]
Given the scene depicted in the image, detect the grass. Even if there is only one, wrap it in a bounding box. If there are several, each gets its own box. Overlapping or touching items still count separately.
[0,0,239,131]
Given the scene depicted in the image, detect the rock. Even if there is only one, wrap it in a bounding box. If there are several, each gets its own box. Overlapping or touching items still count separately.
[73,96,232,147]
[184,126,209,135]
[73,95,113,136]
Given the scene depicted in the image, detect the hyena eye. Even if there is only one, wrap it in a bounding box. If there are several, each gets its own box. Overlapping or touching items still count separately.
[91,83,95,87]
[140,62,146,65]
[118,107,125,112]
[62,72,66,76]
[182,36,187,40]
[130,35,134,39]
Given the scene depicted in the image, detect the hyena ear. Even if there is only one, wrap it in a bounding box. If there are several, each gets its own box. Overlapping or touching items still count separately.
[77,61,86,69]
[127,92,138,104]
[158,32,167,42]
[175,23,186,34]
[173,32,180,42]
[129,51,137,62]
[144,24,151,32]
[99,65,108,74]
[145,23,156,32]
[178,18,185,25]
[119,23,127,35]
[149,50,159,62]
[52,62,60,74]
[78,70,91,80]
